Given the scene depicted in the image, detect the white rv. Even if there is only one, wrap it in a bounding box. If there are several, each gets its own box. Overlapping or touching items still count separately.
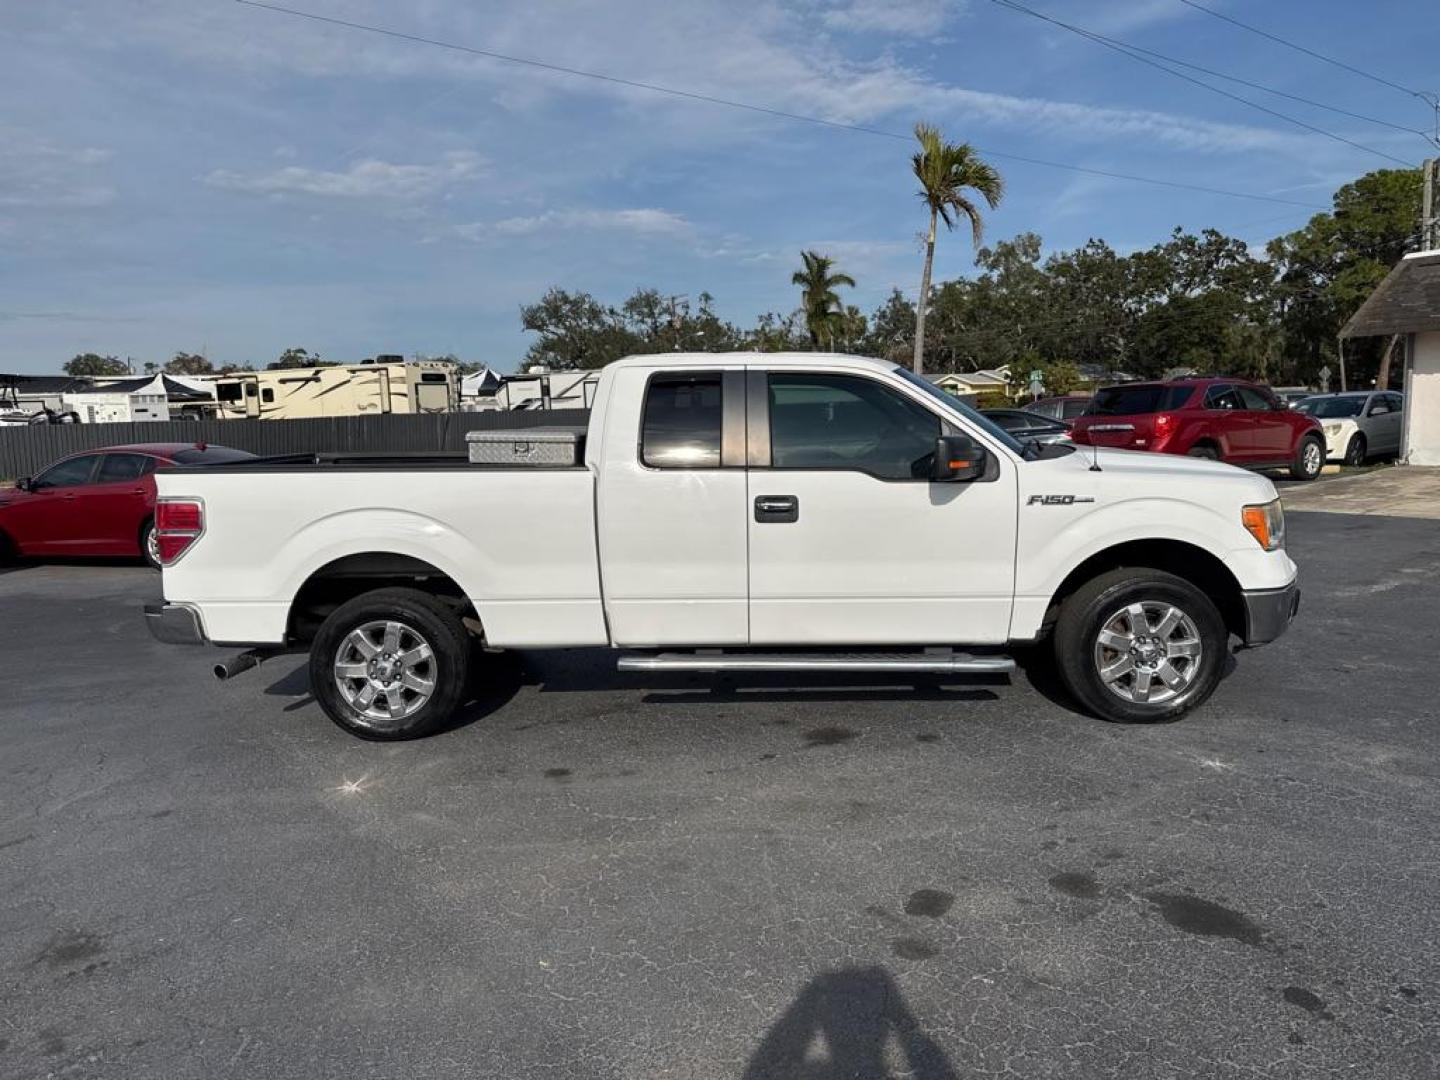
[204,361,459,420]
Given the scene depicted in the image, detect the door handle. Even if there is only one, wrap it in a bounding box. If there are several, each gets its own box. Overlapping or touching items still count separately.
[754,495,799,523]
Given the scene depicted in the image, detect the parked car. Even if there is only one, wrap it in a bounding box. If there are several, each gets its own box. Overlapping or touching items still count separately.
[982,408,1071,446]
[1274,388,1316,408]
[1069,379,1326,480]
[1294,391,1403,465]
[1025,395,1092,422]
[0,443,254,568]
[147,352,1299,738]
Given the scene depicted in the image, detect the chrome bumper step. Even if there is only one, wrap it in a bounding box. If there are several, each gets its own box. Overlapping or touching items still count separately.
[617,651,1015,674]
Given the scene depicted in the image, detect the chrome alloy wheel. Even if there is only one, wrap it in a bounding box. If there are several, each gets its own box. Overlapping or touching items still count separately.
[1302,439,1323,476]
[334,619,436,728]
[145,527,161,567]
[1093,601,1203,705]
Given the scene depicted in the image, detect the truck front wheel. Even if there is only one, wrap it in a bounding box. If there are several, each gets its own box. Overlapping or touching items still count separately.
[1053,568,1227,723]
[309,587,471,740]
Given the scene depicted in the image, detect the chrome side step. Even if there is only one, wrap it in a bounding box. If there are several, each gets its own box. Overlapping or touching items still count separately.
[617,651,1015,674]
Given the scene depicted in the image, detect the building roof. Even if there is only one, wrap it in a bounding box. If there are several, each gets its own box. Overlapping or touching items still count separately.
[1341,251,1440,338]
[76,374,215,401]
[0,374,91,395]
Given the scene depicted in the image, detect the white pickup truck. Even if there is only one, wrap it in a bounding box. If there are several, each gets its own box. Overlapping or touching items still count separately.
[145,352,1299,739]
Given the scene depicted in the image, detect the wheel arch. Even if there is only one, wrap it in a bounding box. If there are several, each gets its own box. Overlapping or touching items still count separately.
[287,552,480,645]
[1040,538,1246,641]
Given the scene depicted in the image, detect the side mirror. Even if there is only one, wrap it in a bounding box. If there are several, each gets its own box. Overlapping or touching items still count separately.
[1369,405,1389,416]
[14,477,32,492]
[932,433,987,482]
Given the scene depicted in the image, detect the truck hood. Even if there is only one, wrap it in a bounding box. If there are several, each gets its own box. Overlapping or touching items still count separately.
[1028,446,1278,507]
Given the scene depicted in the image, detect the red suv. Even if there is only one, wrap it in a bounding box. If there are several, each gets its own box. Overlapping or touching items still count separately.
[1070,379,1325,480]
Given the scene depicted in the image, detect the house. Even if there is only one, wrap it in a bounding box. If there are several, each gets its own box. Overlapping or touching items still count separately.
[1341,249,1440,465]
[925,368,1011,398]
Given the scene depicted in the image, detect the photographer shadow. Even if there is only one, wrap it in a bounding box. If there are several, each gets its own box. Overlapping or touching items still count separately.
[743,966,959,1080]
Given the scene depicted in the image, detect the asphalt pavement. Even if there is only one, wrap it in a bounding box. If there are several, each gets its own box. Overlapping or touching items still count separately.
[1,506,1438,1079]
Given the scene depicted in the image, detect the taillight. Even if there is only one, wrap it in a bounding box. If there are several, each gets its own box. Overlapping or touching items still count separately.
[1154,412,1173,430]
[155,499,204,565]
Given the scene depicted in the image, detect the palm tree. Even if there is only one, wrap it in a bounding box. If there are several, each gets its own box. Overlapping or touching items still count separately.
[911,124,1004,374]
[791,250,856,350]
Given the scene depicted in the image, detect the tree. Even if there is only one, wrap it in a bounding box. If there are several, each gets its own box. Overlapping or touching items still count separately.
[268,347,328,370]
[910,123,1003,375]
[63,353,129,377]
[1269,167,1423,388]
[520,288,642,370]
[790,251,855,349]
[862,289,917,363]
[165,351,214,376]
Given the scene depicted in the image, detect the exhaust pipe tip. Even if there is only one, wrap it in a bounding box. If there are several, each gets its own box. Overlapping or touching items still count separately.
[213,650,264,681]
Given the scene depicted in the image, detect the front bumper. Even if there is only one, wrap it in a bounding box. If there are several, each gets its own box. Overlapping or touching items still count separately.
[1240,581,1300,646]
[144,602,208,646]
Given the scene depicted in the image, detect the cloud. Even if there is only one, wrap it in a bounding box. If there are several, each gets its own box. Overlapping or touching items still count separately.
[76,0,1311,160]
[458,207,693,241]
[0,128,115,208]
[204,151,485,199]
[821,0,961,37]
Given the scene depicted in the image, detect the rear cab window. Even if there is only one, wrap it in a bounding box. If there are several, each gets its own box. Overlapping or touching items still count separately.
[641,373,723,468]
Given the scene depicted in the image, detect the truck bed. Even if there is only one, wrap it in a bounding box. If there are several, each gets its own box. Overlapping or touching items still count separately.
[156,463,605,648]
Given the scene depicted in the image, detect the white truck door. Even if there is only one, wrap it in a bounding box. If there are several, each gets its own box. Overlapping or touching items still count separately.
[596,366,750,646]
[747,369,1017,645]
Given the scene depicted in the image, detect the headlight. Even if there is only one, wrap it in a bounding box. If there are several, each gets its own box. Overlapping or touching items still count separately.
[1324,423,1340,436]
[1242,499,1285,551]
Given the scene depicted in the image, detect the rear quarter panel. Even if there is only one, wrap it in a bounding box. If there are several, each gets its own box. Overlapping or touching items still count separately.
[157,469,606,647]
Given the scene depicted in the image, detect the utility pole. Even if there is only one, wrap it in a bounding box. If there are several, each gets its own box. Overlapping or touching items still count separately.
[1336,334,1347,393]
[1423,158,1437,252]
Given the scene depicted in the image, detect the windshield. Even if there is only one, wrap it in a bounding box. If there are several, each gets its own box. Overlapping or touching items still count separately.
[1088,385,1194,416]
[1296,396,1363,418]
[893,367,1028,457]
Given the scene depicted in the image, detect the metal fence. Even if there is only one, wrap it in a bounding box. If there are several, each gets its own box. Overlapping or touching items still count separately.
[0,410,591,480]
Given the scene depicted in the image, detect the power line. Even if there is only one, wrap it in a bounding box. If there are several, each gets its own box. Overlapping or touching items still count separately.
[1176,0,1436,106]
[988,0,1415,167]
[985,5,1423,140]
[231,0,1328,210]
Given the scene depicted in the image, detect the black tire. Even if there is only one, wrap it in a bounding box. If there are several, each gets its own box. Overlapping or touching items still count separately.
[139,518,162,570]
[309,587,471,740]
[1343,433,1366,468]
[1053,568,1228,724]
[1187,444,1220,461]
[0,529,16,565]
[1290,435,1325,481]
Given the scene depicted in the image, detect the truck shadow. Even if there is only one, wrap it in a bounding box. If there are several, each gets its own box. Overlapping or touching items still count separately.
[743,965,960,1080]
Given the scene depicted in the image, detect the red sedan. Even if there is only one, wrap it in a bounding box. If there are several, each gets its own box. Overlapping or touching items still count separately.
[0,443,253,568]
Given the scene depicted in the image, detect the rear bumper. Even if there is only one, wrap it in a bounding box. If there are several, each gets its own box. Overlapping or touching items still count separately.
[144,602,208,646]
[1240,581,1300,646]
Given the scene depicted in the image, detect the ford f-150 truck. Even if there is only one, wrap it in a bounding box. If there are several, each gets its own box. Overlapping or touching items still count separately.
[144,352,1299,739]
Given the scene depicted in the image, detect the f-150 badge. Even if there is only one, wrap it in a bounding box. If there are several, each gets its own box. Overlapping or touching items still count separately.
[1027,494,1096,505]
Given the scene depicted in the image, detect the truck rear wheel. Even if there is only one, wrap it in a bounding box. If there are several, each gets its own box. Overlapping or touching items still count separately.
[309,587,470,740]
[1053,568,1227,723]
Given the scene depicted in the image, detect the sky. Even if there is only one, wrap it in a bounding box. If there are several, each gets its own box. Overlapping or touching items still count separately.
[1,0,1436,374]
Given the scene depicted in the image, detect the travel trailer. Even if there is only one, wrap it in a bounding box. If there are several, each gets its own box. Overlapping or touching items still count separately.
[204,361,459,420]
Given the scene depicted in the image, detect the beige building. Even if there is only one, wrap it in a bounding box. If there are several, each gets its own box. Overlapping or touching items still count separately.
[1342,250,1440,466]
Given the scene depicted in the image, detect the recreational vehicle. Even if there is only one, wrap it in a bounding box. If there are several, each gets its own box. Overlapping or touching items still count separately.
[204,361,458,420]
